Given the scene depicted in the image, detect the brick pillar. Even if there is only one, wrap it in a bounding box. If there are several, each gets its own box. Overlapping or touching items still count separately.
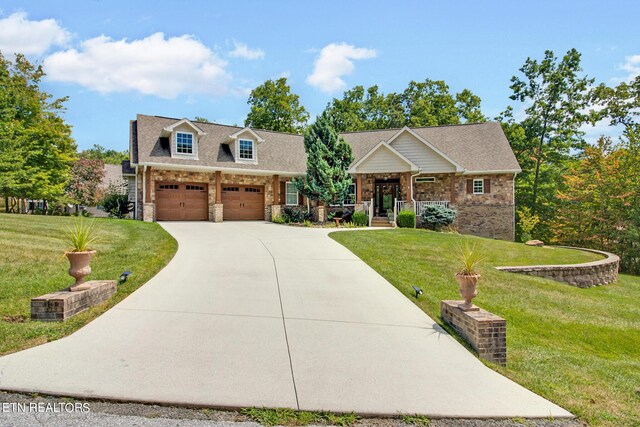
[272,175,279,205]
[215,171,222,204]
[450,173,456,204]
[404,172,411,201]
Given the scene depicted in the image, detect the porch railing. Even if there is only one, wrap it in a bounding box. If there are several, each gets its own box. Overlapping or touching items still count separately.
[363,199,374,227]
[395,200,451,218]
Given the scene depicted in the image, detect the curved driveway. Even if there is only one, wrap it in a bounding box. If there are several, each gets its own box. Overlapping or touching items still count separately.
[0,222,571,418]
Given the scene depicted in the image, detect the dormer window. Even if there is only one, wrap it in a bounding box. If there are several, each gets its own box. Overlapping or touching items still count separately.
[239,139,254,160]
[176,132,194,154]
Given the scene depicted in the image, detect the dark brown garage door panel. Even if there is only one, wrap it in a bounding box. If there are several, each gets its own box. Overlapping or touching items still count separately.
[222,185,264,220]
[155,182,208,221]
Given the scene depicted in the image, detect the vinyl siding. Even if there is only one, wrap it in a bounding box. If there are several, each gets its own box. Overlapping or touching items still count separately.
[357,145,412,173]
[390,131,456,173]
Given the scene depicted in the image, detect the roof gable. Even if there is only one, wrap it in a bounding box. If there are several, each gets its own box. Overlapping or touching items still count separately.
[387,127,462,172]
[229,127,265,143]
[161,118,205,136]
[349,141,418,173]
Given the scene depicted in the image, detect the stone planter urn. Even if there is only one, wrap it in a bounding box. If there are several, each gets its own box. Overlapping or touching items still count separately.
[455,273,480,311]
[66,251,96,291]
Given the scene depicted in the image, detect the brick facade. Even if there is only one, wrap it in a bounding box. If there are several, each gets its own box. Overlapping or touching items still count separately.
[359,173,410,203]
[441,300,507,366]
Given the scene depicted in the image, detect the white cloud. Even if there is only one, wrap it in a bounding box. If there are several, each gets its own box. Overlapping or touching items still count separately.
[229,41,264,60]
[306,43,376,93]
[44,32,230,99]
[619,54,640,81]
[0,12,71,56]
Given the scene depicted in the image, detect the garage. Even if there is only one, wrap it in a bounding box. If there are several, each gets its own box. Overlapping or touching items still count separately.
[222,185,265,220]
[155,182,208,221]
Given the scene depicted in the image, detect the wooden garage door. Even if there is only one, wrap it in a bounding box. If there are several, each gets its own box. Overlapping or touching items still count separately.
[222,185,264,220]
[155,182,208,221]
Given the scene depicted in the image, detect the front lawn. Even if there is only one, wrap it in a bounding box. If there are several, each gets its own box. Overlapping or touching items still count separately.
[0,213,177,355]
[330,229,640,427]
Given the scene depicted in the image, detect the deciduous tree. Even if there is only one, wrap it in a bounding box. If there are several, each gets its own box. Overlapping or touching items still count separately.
[245,78,309,133]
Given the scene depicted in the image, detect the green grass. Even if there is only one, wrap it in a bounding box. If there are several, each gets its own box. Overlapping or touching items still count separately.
[0,213,177,355]
[330,229,640,427]
[241,407,359,426]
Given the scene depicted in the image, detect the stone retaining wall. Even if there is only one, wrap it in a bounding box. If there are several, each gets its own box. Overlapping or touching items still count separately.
[496,247,620,288]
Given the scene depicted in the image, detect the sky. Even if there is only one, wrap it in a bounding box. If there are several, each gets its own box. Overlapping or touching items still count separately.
[0,0,639,152]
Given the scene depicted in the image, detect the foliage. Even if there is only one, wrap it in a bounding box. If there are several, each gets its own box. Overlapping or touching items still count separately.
[553,135,640,274]
[516,206,540,242]
[303,219,313,227]
[240,407,359,426]
[402,414,431,426]
[454,239,486,275]
[0,214,177,355]
[193,116,212,123]
[397,210,416,228]
[331,229,640,427]
[323,80,485,132]
[0,53,76,204]
[64,217,99,252]
[282,206,310,223]
[294,113,354,206]
[101,182,132,219]
[502,48,594,240]
[80,144,128,165]
[272,214,286,224]
[420,204,457,230]
[245,78,309,134]
[65,156,105,208]
[351,211,368,226]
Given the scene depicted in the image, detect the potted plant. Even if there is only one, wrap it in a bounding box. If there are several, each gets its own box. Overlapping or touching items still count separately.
[64,217,99,291]
[454,240,486,311]
[387,210,395,224]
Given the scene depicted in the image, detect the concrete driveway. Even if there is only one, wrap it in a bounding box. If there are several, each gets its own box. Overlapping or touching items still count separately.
[0,222,571,418]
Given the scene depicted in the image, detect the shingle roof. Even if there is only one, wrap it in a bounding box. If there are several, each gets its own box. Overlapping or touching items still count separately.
[132,115,521,174]
[343,122,521,172]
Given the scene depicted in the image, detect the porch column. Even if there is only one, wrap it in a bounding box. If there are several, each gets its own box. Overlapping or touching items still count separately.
[356,174,362,203]
[215,171,222,204]
[272,175,279,205]
[404,172,412,201]
[449,173,456,204]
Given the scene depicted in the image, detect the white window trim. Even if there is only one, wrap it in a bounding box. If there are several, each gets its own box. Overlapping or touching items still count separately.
[285,182,298,206]
[473,178,484,195]
[236,138,257,163]
[330,183,356,206]
[173,131,198,159]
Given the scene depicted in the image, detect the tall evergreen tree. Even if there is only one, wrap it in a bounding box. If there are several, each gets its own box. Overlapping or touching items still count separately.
[294,113,354,205]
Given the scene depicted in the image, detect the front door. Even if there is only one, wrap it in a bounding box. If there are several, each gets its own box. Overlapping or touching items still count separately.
[374,179,400,217]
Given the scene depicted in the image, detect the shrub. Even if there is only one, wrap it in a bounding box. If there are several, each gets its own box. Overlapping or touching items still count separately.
[352,211,368,226]
[273,214,286,224]
[282,206,310,223]
[101,193,131,219]
[517,206,540,242]
[303,219,313,227]
[397,210,416,228]
[421,204,457,230]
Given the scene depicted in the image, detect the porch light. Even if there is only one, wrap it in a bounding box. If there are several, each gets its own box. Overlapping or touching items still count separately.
[412,285,424,298]
[119,271,132,283]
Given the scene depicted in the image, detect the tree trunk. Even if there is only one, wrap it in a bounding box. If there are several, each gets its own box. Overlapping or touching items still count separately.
[531,118,549,212]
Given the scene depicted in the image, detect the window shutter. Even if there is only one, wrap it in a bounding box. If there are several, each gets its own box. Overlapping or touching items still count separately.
[298,191,303,205]
[466,179,473,194]
[279,182,285,204]
[484,178,491,193]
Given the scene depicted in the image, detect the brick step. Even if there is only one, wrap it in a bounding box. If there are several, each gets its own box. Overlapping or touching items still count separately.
[371,218,394,227]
